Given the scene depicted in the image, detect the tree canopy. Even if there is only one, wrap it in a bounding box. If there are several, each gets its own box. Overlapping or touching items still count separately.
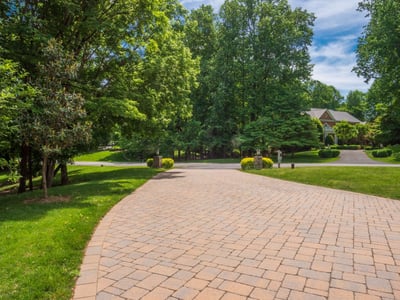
[2,0,398,195]
[355,0,400,144]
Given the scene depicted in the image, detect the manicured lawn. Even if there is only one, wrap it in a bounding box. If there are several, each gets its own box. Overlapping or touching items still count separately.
[75,150,337,164]
[74,150,134,162]
[0,166,160,300]
[247,167,400,200]
[272,150,339,163]
[365,150,400,164]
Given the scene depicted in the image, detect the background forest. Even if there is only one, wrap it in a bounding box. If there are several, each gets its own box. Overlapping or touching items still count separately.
[1,0,399,194]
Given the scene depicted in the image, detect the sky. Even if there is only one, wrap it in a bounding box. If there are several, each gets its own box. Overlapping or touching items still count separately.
[179,0,371,97]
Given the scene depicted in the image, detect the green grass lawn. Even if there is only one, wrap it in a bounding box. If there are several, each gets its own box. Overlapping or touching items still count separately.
[273,150,339,163]
[365,150,400,164]
[74,150,135,162]
[247,167,400,200]
[0,166,160,300]
[75,150,337,164]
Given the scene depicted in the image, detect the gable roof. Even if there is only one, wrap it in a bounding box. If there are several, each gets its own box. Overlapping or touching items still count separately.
[307,108,361,124]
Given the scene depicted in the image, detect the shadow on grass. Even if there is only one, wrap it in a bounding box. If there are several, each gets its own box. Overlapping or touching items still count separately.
[0,166,161,222]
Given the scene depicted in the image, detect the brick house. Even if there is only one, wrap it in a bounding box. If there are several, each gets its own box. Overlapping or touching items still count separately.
[306,108,362,144]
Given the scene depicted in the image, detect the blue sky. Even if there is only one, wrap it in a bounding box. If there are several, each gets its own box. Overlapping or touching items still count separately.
[180,0,371,97]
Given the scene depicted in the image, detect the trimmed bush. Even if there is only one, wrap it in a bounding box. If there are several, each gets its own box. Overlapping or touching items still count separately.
[393,152,400,161]
[339,144,361,150]
[372,149,392,158]
[240,157,255,170]
[318,149,340,158]
[262,157,273,169]
[146,158,153,167]
[331,145,361,150]
[146,157,174,168]
[390,144,400,153]
[241,157,273,170]
[162,158,174,169]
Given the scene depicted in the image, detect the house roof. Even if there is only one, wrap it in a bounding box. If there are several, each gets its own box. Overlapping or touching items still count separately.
[307,108,361,124]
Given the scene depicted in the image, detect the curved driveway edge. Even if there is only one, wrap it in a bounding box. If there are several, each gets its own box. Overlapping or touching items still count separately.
[73,169,400,300]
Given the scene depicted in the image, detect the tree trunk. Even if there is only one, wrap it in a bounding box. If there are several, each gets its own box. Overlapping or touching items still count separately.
[28,147,33,191]
[18,143,29,193]
[42,155,48,199]
[46,158,56,188]
[60,163,68,185]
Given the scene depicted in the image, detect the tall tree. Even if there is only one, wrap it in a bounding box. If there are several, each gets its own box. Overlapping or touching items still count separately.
[184,5,218,156]
[206,0,315,155]
[307,80,344,110]
[0,58,36,184]
[345,90,367,121]
[0,0,199,190]
[334,121,358,144]
[26,39,91,198]
[355,0,400,144]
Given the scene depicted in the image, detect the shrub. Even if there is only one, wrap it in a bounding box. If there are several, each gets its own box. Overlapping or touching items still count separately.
[146,158,153,168]
[241,157,273,170]
[393,152,400,161]
[390,144,400,153]
[325,135,335,146]
[146,157,174,168]
[372,149,392,158]
[318,149,340,158]
[240,157,255,170]
[338,144,361,150]
[364,146,376,151]
[162,158,174,169]
[262,157,273,169]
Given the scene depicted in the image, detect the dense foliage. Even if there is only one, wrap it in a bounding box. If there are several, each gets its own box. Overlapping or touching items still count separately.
[355,0,400,145]
[318,149,340,158]
[0,0,198,195]
[1,0,399,195]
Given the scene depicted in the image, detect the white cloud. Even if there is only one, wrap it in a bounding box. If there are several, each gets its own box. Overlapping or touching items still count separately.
[310,36,357,63]
[310,36,370,94]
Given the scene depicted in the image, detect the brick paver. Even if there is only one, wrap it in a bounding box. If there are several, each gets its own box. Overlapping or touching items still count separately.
[73,169,400,299]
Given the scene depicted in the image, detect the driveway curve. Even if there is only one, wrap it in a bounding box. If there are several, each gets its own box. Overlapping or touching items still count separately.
[73,169,400,300]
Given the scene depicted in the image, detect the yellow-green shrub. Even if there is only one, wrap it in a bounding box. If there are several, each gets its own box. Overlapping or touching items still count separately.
[241,157,273,170]
[162,158,174,169]
[240,157,255,170]
[262,157,273,168]
[146,158,153,167]
[146,157,174,168]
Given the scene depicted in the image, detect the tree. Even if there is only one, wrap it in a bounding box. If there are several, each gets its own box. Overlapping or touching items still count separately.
[1,0,199,191]
[184,5,218,155]
[0,58,36,183]
[26,39,91,198]
[0,58,31,158]
[307,80,344,110]
[345,90,367,121]
[355,0,400,144]
[334,121,358,144]
[202,0,315,157]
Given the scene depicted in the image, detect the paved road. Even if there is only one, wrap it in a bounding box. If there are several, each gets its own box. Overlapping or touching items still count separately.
[73,168,400,300]
[333,150,387,165]
[74,150,400,169]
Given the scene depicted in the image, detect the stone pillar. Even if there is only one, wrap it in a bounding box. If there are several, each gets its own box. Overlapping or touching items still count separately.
[153,156,163,168]
[254,155,263,170]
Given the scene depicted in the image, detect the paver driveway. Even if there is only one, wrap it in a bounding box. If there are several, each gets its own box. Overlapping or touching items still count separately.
[73,169,400,300]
